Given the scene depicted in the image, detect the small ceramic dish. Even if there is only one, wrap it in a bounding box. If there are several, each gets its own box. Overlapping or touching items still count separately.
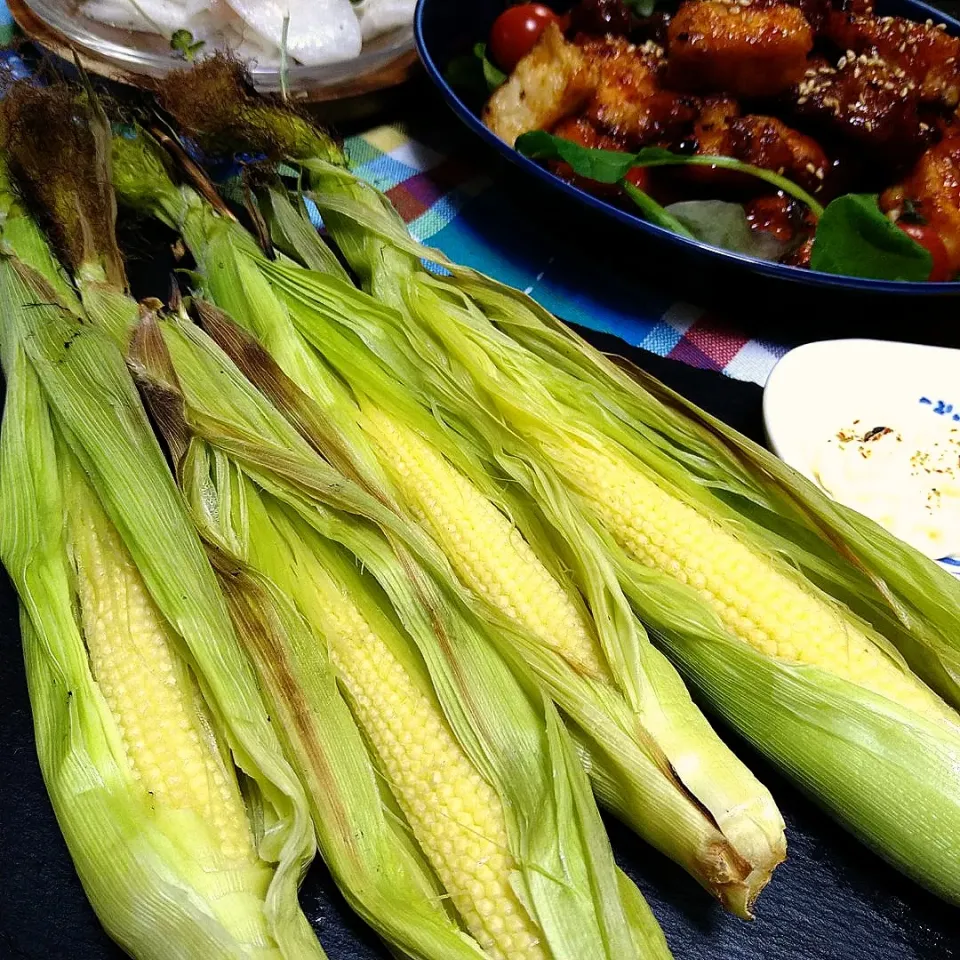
[11,0,417,100]
[764,338,960,574]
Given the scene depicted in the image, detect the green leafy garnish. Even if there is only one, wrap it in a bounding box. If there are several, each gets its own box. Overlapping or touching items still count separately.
[809,194,931,281]
[516,131,824,214]
[515,130,940,281]
[170,29,205,61]
[478,43,507,90]
[446,43,506,97]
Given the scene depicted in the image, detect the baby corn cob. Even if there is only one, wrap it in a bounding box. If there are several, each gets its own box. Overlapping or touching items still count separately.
[248,495,544,960]
[71,489,257,866]
[3,85,139,343]
[108,117,785,914]
[361,404,607,679]
[0,232,323,957]
[548,435,952,723]
[134,310,672,960]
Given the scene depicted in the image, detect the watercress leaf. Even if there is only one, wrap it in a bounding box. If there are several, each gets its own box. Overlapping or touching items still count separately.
[446,43,505,96]
[446,52,484,92]
[632,146,682,165]
[515,131,637,182]
[474,42,507,91]
[810,193,932,281]
[665,200,785,259]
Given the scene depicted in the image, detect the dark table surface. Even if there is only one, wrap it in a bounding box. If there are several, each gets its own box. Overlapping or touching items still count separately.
[1,329,958,960]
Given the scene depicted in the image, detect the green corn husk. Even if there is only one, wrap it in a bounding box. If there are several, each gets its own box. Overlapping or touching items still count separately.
[134,334,496,960]
[128,306,673,960]
[109,124,787,914]
[0,225,324,956]
[14,103,667,959]
[292,167,960,906]
[227,247,789,914]
[149,67,960,902]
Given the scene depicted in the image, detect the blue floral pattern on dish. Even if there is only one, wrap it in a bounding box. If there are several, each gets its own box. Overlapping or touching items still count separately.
[918,397,960,572]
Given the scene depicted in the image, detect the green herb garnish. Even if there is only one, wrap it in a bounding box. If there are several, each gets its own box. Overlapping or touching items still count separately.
[170,29,205,61]
[446,43,506,97]
[516,131,824,215]
[809,194,932,282]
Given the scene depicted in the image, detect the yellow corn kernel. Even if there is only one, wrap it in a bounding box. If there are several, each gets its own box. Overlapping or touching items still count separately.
[72,496,254,863]
[362,405,607,680]
[291,541,545,960]
[549,436,954,723]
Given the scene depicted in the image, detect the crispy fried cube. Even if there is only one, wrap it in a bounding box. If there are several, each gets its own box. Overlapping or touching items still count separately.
[791,54,932,161]
[667,0,814,97]
[483,22,597,146]
[579,36,700,147]
[824,12,960,107]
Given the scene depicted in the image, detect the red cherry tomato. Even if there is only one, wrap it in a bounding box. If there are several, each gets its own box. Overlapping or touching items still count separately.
[489,4,561,73]
[897,221,952,281]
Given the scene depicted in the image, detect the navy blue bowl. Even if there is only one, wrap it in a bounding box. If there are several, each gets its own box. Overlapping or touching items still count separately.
[414,0,960,300]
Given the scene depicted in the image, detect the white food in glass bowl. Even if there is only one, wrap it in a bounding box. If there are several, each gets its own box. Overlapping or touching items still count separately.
[79,0,415,67]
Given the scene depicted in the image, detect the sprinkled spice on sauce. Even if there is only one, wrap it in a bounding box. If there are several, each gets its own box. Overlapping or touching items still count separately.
[815,415,960,558]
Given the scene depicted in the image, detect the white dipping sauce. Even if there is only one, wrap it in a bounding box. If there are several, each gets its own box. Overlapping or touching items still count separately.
[812,410,960,560]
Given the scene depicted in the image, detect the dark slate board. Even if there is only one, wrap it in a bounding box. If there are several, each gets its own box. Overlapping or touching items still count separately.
[1,334,958,960]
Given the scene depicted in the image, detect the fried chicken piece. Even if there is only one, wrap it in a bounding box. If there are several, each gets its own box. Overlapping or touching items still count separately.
[484,22,597,145]
[730,115,828,189]
[690,97,829,191]
[667,0,814,97]
[823,12,960,107]
[745,193,810,242]
[694,95,741,151]
[783,236,814,266]
[578,35,700,147]
[879,136,960,271]
[791,54,932,162]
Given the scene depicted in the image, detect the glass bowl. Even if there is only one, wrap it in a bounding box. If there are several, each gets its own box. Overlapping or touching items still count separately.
[13,0,417,99]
